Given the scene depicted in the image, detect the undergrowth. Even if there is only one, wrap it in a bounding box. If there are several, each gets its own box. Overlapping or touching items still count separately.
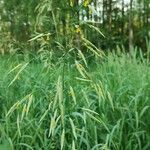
[0,49,150,150]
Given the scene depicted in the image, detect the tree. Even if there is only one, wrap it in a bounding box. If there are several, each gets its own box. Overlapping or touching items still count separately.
[129,0,134,51]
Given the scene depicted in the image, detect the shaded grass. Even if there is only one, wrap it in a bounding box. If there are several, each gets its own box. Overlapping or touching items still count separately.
[0,52,150,150]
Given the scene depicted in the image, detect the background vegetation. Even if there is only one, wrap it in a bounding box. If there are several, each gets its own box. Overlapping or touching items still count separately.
[0,0,150,54]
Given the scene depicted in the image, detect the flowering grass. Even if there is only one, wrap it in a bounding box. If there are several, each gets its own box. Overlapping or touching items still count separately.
[0,51,150,150]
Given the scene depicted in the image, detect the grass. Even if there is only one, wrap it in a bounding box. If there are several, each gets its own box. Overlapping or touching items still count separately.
[0,50,150,150]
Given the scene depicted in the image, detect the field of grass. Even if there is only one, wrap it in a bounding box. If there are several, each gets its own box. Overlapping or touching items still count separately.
[0,50,150,150]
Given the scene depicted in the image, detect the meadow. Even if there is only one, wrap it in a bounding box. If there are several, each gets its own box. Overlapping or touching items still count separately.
[0,49,150,150]
[1,0,150,149]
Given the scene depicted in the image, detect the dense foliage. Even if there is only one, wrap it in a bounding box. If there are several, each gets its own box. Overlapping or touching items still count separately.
[0,0,150,54]
[0,0,150,150]
[0,49,150,149]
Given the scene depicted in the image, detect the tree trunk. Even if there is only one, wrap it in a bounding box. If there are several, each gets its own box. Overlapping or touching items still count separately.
[121,0,124,35]
[129,0,133,51]
[108,0,112,33]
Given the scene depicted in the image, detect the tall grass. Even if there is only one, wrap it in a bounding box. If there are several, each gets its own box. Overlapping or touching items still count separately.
[0,48,150,150]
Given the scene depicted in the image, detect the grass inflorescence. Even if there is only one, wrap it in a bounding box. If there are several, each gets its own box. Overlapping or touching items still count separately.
[0,50,150,150]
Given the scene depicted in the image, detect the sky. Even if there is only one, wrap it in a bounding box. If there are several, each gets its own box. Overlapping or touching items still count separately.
[124,0,131,4]
[79,0,134,22]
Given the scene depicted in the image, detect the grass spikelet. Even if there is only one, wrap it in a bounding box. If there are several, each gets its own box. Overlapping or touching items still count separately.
[69,86,77,105]
[69,118,77,140]
[8,63,29,87]
[61,129,65,150]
